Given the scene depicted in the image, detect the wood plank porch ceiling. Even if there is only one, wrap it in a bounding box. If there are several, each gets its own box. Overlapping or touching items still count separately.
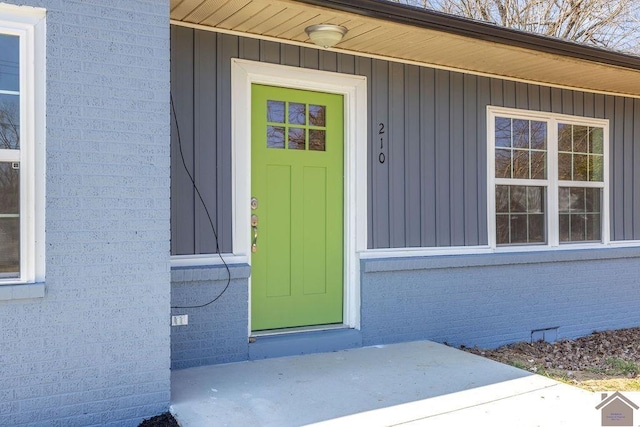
[170,0,640,98]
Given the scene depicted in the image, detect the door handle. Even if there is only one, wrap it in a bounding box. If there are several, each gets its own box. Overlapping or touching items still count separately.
[251,214,258,253]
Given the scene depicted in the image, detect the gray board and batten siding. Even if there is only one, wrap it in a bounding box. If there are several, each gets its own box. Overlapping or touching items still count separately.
[170,25,640,254]
[169,25,640,368]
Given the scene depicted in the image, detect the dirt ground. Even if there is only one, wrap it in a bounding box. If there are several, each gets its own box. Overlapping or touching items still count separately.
[138,412,179,427]
[463,327,640,391]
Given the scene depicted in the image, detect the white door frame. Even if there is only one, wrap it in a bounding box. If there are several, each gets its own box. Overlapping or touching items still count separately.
[231,59,367,334]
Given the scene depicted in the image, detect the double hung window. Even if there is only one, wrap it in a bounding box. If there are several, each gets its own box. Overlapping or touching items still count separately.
[489,107,608,248]
[0,6,45,286]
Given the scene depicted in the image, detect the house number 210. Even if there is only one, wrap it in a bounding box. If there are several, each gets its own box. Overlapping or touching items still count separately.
[378,123,386,164]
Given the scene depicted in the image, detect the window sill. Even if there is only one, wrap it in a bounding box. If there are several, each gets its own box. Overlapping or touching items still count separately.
[361,245,640,273]
[0,283,45,301]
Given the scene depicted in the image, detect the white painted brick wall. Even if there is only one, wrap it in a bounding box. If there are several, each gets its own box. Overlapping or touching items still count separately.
[0,1,170,425]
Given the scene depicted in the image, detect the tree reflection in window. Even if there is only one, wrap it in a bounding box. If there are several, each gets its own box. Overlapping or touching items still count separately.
[495,117,546,180]
[558,124,603,182]
[266,99,327,151]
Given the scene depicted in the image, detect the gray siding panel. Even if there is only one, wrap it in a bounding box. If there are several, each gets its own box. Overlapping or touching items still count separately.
[463,74,478,245]
[389,62,405,247]
[171,27,640,252]
[372,59,390,248]
[216,34,237,253]
[404,65,421,247]
[435,69,451,246]
[195,30,218,254]
[419,68,437,247]
[171,26,195,255]
[449,72,465,246]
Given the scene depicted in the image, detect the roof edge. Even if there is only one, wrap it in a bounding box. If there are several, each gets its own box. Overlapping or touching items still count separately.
[294,0,640,71]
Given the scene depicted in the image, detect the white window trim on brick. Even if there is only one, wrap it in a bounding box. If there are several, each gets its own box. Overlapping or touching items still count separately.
[0,4,46,296]
[487,106,610,250]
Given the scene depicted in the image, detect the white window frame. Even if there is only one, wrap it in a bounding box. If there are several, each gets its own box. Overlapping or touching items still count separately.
[487,106,610,250]
[0,4,46,290]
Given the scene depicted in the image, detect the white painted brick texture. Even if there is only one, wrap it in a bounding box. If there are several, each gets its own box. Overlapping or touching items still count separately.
[0,1,171,426]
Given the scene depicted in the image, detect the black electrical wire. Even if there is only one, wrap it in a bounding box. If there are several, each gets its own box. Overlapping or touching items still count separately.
[170,92,231,309]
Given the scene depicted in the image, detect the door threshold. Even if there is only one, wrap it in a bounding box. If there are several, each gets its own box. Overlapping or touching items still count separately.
[251,323,349,338]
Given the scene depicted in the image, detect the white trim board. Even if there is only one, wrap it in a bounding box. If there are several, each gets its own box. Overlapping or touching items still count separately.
[231,59,368,334]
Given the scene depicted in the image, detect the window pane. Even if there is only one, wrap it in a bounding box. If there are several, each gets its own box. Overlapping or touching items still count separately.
[558,187,570,213]
[585,188,600,212]
[0,94,20,150]
[573,154,588,181]
[527,186,543,213]
[0,218,19,278]
[559,187,601,243]
[558,123,572,152]
[0,34,19,92]
[570,214,586,241]
[267,126,285,149]
[589,155,603,182]
[496,185,546,245]
[559,214,570,242]
[589,127,603,154]
[495,149,512,178]
[288,127,305,150]
[267,100,285,123]
[509,186,527,213]
[573,125,588,153]
[513,150,529,179]
[495,117,511,148]
[530,121,547,150]
[569,187,585,212]
[0,162,19,278]
[586,214,601,241]
[558,153,572,180]
[530,151,546,179]
[495,185,509,213]
[309,105,326,126]
[529,214,545,242]
[288,103,306,125]
[512,119,529,149]
[510,215,528,243]
[496,215,510,244]
[0,162,19,214]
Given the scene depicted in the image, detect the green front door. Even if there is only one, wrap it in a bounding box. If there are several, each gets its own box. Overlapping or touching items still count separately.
[251,84,344,331]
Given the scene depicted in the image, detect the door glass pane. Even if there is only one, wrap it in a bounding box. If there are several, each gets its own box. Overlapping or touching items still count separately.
[288,127,305,150]
[267,126,285,149]
[309,105,326,126]
[0,94,20,150]
[288,103,306,125]
[309,129,325,151]
[0,162,19,279]
[267,100,285,123]
[0,34,19,92]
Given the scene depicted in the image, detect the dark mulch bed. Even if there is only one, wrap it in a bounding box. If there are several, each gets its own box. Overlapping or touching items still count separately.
[138,412,179,427]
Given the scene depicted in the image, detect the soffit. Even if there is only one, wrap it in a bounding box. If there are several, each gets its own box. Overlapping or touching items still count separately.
[170,0,640,98]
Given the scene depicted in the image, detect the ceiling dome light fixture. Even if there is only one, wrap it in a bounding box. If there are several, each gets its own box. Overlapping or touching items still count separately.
[305,24,348,48]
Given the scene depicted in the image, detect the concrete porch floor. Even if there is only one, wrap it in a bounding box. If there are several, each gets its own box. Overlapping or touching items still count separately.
[170,340,601,426]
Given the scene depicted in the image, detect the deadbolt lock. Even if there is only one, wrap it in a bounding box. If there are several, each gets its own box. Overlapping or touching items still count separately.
[250,197,258,210]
